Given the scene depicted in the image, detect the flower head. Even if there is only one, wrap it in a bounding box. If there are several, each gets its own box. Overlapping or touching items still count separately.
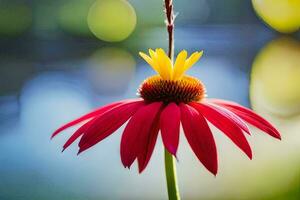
[139,49,205,104]
[52,49,281,175]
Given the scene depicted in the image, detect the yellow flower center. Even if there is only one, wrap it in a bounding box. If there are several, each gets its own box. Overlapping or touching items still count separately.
[138,49,205,103]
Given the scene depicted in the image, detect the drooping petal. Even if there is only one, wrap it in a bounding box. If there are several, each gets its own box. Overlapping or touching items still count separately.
[160,103,181,156]
[62,118,96,151]
[51,101,126,138]
[204,102,251,135]
[137,112,161,173]
[120,102,162,170]
[180,103,218,175]
[209,99,281,139]
[78,100,144,154]
[232,109,281,139]
[191,102,252,159]
[173,50,188,80]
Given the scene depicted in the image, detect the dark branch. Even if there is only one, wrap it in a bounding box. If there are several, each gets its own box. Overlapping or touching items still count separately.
[164,0,175,60]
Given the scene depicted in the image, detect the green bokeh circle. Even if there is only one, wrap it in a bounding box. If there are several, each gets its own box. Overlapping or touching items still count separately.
[88,0,137,42]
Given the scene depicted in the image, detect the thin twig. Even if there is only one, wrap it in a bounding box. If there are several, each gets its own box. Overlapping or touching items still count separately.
[164,0,175,61]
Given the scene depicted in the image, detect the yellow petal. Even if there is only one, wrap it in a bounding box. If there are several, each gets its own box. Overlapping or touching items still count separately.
[184,51,203,71]
[173,50,188,80]
[149,49,157,59]
[156,48,172,79]
[148,48,161,72]
[139,52,160,74]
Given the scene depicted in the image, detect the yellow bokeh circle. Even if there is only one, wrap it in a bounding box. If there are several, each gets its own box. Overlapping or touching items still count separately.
[252,0,300,33]
[250,37,300,117]
[88,0,137,42]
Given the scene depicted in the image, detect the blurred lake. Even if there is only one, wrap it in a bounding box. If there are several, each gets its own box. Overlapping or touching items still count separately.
[0,0,300,200]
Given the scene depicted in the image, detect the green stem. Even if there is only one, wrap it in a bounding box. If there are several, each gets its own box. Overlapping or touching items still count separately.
[163,1,180,198]
[164,149,181,200]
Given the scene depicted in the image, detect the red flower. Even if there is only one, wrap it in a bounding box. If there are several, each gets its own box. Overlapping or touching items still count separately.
[52,49,281,175]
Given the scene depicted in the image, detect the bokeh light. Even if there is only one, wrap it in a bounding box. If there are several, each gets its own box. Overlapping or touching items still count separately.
[87,0,137,42]
[250,37,300,117]
[1,1,300,199]
[86,47,136,94]
[248,37,300,199]
[252,0,300,33]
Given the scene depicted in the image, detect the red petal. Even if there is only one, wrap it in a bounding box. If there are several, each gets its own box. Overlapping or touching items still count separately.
[160,103,181,156]
[180,103,218,175]
[120,102,162,171]
[205,103,251,135]
[78,100,144,154]
[137,113,161,173]
[51,100,133,138]
[62,118,96,151]
[209,99,281,139]
[192,102,252,159]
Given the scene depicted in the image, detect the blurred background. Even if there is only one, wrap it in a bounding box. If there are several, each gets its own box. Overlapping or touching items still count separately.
[0,0,299,199]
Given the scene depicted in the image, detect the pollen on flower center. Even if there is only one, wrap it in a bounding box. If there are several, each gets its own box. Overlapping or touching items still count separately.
[138,75,206,103]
